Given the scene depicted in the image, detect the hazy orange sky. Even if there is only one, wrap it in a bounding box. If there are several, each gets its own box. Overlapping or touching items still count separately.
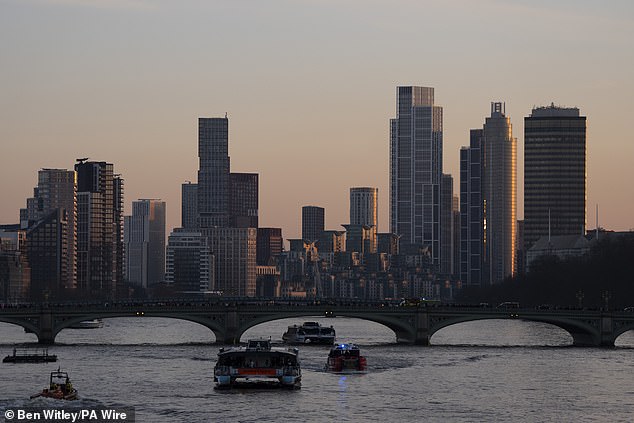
[2,0,633,240]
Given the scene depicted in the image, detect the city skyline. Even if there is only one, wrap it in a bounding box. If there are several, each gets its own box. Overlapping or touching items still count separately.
[2,1,633,240]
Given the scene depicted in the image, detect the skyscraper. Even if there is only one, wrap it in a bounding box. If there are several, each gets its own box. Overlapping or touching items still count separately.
[460,130,484,286]
[21,169,76,291]
[206,227,257,297]
[440,174,454,276]
[460,104,516,286]
[25,209,69,300]
[390,86,443,268]
[483,102,516,284]
[350,187,378,253]
[181,182,198,230]
[75,161,124,298]
[229,172,259,228]
[165,228,213,294]
[524,105,586,249]
[198,117,229,229]
[124,199,166,289]
[302,206,325,242]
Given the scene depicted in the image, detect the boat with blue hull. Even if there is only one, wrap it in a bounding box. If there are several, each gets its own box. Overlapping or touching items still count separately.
[214,339,301,389]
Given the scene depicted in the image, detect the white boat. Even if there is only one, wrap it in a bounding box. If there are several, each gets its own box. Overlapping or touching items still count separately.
[214,339,301,389]
[282,322,335,345]
[68,319,104,329]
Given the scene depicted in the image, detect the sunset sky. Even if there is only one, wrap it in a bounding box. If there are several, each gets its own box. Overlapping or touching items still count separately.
[2,0,633,240]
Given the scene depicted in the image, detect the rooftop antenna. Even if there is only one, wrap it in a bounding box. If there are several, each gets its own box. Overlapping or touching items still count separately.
[595,203,599,240]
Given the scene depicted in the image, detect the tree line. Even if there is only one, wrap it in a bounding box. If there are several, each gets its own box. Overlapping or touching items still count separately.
[456,235,634,309]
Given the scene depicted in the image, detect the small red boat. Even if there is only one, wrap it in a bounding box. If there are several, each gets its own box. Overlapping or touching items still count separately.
[30,369,78,400]
[325,343,367,373]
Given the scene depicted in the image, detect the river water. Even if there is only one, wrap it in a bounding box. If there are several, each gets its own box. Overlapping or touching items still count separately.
[1,316,633,422]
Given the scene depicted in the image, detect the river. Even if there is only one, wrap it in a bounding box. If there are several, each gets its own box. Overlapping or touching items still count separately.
[1,316,633,422]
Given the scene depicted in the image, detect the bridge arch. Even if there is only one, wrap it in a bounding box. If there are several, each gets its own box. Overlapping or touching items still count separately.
[428,314,602,347]
[0,317,40,339]
[429,317,573,345]
[42,312,229,344]
[232,310,417,344]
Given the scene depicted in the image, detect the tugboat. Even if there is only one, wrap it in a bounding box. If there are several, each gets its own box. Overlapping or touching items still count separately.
[214,339,301,389]
[325,343,367,373]
[3,347,57,363]
[282,322,336,345]
[30,368,78,400]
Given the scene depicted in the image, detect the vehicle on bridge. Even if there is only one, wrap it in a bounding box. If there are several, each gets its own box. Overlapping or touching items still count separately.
[282,322,336,345]
[325,343,367,374]
[30,368,78,400]
[214,339,301,389]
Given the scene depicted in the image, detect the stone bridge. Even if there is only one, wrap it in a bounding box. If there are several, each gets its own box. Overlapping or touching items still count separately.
[1,301,633,347]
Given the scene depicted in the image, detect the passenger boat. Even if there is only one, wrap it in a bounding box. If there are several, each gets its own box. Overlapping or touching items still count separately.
[68,319,104,329]
[214,339,301,389]
[3,347,57,363]
[282,322,335,345]
[325,343,367,373]
[30,369,78,400]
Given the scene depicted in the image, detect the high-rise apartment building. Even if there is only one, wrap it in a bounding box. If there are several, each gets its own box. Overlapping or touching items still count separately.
[165,228,213,294]
[25,209,69,300]
[460,104,516,286]
[21,169,76,291]
[0,228,30,301]
[524,105,586,248]
[302,206,325,242]
[124,199,166,289]
[440,174,454,276]
[390,86,443,268]
[198,117,229,229]
[181,182,198,230]
[460,130,484,286]
[350,187,378,253]
[452,195,461,278]
[75,161,124,298]
[229,172,258,228]
[205,227,257,297]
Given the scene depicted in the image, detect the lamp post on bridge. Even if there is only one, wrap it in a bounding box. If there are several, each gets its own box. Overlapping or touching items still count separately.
[602,291,611,311]
[576,291,584,309]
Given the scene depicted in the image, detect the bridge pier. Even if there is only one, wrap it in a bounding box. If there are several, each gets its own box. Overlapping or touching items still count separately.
[37,311,55,345]
[218,309,241,345]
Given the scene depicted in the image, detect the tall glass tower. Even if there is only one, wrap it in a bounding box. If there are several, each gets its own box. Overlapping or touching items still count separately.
[460,103,517,286]
[198,117,229,229]
[390,86,443,268]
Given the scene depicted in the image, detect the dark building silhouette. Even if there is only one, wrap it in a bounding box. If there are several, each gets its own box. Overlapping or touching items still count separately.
[229,172,258,228]
[124,199,166,289]
[181,182,198,230]
[25,209,69,300]
[21,169,76,291]
[198,117,229,229]
[302,206,324,242]
[257,227,283,266]
[165,228,213,294]
[524,105,586,249]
